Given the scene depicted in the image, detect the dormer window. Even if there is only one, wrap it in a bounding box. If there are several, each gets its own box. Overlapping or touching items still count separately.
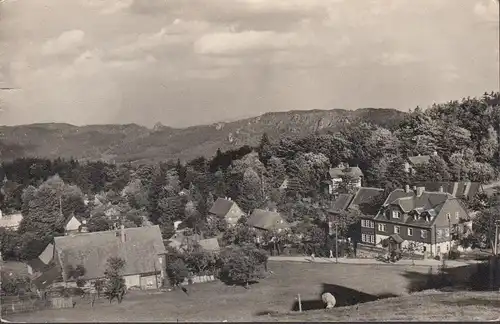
[392,210,400,219]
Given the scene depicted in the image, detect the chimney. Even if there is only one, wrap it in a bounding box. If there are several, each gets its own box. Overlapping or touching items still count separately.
[405,185,410,193]
[120,224,126,243]
[416,187,425,197]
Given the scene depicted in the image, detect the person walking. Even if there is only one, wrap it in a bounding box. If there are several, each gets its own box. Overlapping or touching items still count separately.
[329,249,334,259]
[311,252,315,261]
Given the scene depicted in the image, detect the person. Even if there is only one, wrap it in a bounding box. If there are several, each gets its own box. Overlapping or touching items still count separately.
[311,252,315,261]
[329,250,334,259]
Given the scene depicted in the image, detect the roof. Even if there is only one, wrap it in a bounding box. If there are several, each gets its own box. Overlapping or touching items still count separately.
[376,189,455,227]
[39,243,54,265]
[198,238,220,252]
[331,194,354,213]
[54,225,166,280]
[408,155,431,166]
[168,230,204,249]
[247,209,289,231]
[32,264,63,290]
[412,181,481,199]
[0,213,23,228]
[389,233,404,244]
[350,187,385,216]
[26,258,51,273]
[209,198,235,217]
[329,167,364,179]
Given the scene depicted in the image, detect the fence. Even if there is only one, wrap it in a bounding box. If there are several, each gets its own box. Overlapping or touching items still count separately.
[1,296,74,316]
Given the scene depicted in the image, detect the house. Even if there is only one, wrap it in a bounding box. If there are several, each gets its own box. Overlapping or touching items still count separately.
[0,210,23,231]
[404,152,438,175]
[208,197,245,226]
[31,225,167,292]
[412,181,483,200]
[328,163,363,194]
[330,193,355,214]
[247,209,290,233]
[374,185,469,257]
[350,187,385,246]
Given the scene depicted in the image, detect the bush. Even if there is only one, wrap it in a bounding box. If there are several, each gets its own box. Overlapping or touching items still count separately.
[166,258,189,287]
[219,245,268,288]
[448,250,460,260]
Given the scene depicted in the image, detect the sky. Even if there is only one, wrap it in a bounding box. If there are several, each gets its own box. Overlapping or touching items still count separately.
[0,0,498,127]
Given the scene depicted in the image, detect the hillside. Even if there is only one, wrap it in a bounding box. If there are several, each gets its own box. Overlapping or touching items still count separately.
[0,108,406,163]
[267,290,500,322]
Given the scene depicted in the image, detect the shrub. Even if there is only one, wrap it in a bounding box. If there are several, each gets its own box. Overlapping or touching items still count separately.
[166,258,189,287]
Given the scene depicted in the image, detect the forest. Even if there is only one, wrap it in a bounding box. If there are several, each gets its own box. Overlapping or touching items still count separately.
[1,92,500,261]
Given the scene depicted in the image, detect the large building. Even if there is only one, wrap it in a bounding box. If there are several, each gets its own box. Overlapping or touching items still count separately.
[373,186,469,257]
[328,164,363,194]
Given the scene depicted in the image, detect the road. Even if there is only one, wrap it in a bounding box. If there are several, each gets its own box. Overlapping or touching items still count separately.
[268,256,481,268]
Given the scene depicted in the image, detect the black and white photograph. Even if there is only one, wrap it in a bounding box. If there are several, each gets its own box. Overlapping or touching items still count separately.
[1,0,500,322]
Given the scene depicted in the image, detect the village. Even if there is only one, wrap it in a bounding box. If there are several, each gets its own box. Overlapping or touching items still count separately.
[2,145,500,322]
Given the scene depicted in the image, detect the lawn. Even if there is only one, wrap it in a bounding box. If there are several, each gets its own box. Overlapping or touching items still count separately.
[3,261,472,322]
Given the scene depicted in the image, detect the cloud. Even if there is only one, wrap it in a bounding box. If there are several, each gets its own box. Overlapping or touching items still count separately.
[193,30,305,55]
[185,68,233,80]
[41,30,86,56]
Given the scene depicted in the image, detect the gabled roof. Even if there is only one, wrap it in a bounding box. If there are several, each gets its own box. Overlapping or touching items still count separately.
[0,213,23,228]
[247,209,289,231]
[26,258,51,273]
[376,189,456,227]
[350,187,385,216]
[209,198,236,217]
[54,225,166,280]
[330,194,354,213]
[408,155,431,166]
[329,167,363,179]
[412,181,482,199]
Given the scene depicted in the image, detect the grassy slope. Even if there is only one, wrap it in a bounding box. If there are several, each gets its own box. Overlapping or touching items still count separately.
[270,290,500,322]
[3,261,462,322]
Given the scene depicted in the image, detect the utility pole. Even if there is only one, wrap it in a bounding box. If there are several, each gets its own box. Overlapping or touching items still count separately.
[335,223,339,263]
[494,220,500,255]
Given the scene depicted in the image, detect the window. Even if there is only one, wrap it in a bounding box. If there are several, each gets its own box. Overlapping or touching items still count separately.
[361,220,366,227]
[362,234,367,242]
[455,211,459,220]
[394,226,400,234]
[392,210,400,219]
[446,213,451,221]
[369,220,375,229]
[444,228,450,238]
[421,230,427,239]
[378,223,386,232]
[407,228,413,236]
[437,229,443,238]
[370,235,375,244]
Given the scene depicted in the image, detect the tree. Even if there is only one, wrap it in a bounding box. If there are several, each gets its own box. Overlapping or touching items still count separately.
[219,245,268,288]
[472,205,500,251]
[258,133,273,165]
[221,224,256,247]
[104,257,126,303]
[166,258,189,288]
[184,250,218,276]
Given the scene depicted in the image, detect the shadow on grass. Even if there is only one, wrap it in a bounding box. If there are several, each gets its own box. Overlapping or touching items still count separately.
[401,261,500,293]
[218,278,260,288]
[287,283,398,312]
[440,298,500,307]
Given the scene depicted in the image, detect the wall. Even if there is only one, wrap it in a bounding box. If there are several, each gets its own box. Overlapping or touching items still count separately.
[65,216,82,233]
[139,274,160,290]
[124,274,140,289]
[226,204,244,226]
[375,221,432,244]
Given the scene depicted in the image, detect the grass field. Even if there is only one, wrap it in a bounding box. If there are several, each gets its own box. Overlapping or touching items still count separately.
[4,261,495,322]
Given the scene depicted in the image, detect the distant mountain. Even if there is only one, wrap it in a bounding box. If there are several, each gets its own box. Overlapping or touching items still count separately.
[0,108,406,164]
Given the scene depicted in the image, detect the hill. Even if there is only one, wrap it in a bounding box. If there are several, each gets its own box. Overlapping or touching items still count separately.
[0,108,406,163]
[268,290,500,322]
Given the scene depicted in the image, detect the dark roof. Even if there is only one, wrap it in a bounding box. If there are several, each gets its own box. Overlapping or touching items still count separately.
[54,225,166,280]
[350,187,385,217]
[26,258,50,273]
[32,264,63,290]
[408,155,431,166]
[209,198,235,217]
[412,181,482,199]
[350,187,385,207]
[247,209,289,231]
[375,189,455,227]
[329,167,363,179]
[389,233,404,244]
[331,194,354,213]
